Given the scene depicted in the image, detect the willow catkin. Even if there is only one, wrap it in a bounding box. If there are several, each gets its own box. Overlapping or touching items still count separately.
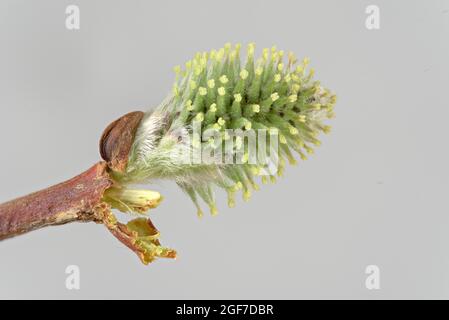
[117,43,336,217]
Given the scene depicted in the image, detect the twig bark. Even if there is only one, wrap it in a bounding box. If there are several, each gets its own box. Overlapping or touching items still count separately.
[0,162,112,240]
[0,111,176,264]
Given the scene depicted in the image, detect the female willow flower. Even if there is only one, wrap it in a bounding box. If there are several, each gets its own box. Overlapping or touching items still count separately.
[0,43,336,265]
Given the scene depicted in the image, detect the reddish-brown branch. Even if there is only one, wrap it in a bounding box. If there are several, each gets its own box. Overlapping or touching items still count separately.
[0,110,176,264]
[0,111,144,240]
[0,162,113,240]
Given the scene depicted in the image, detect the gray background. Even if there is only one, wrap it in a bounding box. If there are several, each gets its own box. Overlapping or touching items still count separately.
[0,0,448,299]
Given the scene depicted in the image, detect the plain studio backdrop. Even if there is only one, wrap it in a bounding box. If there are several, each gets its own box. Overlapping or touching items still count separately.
[0,0,448,299]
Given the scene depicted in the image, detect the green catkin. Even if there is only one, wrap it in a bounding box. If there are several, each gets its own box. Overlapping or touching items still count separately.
[285,94,298,111]
[280,144,297,165]
[192,87,207,112]
[247,66,263,103]
[266,113,291,132]
[230,117,252,130]
[261,77,276,100]
[271,99,288,114]
[122,43,336,218]
[230,94,242,118]
[233,69,248,95]
[196,186,217,216]
[216,86,227,117]
[243,104,260,119]
[260,93,278,113]
[245,43,255,81]
[178,100,192,124]
[206,79,216,107]
[204,103,217,125]
[227,189,236,208]
[243,166,260,191]
[262,48,275,83]
[178,183,203,217]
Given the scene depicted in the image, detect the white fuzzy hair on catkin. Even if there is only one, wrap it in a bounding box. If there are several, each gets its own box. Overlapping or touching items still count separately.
[132,111,168,166]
